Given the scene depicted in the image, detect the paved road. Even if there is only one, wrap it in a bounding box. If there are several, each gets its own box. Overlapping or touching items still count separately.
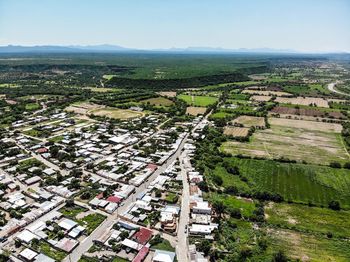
[176,152,190,262]
[327,82,350,97]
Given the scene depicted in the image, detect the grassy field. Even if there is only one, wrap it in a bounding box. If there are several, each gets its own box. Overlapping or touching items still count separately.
[77,213,107,234]
[177,94,218,106]
[217,158,350,208]
[151,239,175,252]
[32,241,67,261]
[265,202,350,238]
[25,102,41,111]
[59,205,88,219]
[221,118,349,165]
[210,193,256,218]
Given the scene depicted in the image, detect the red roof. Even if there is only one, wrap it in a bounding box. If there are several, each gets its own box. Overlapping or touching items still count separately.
[147,163,158,171]
[132,246,149,262]
[96,193,104,199]
[106,195,122,203]
[133,227,153,245]
[37,148,48,153]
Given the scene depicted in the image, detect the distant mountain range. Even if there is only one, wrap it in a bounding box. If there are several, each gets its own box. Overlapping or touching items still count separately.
[0,44,347,54]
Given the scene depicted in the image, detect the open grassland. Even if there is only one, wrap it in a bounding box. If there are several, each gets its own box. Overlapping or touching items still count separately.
[232,115,266,128]
[219,158,350,208]
[265,202,350,238]
[140,96,174,106]
[270,228,350,262]
[186,106,207,116]
[275,96,329,108]
[223,126,250,137]
[221,118,348,165]
[177,94,218,106]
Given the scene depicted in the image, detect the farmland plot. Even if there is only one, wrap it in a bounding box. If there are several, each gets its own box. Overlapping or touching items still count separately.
[186,106,207,116]
[242,89,292,97]
[250,95,272,102]
[221,118,349,165]
[275,96,329,108]
[223,127,250,137]
[232,115,266,128]
[222,158,350,208]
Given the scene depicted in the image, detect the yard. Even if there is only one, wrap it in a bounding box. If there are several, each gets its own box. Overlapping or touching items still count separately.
[77,213,107,234]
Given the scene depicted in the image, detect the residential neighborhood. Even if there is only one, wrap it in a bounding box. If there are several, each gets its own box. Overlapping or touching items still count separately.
[0,102,213,262]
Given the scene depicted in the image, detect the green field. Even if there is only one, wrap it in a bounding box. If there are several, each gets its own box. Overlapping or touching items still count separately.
[212,158,350,208]
[210,193,256,218]
[25,102,41,111]
[178,94,218,106]
[265,202,350,238]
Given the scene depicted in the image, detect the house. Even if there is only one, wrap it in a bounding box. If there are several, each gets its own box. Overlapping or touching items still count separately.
[56,237,79,253]
[58,218,77,231]
[152,250,176,262]
[34,254,55,262]
[121,238,143,251]
[25,176,41,185]
[17,229,39,244]
[132,227,153,245]
[133,246,149,262]
[191,201,211,215]
[19,248,38,261]
[43,168,56,176]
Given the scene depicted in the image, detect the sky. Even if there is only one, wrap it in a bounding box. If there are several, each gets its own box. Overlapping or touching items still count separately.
[0,0,349,52]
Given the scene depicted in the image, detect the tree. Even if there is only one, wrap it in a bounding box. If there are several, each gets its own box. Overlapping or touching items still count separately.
[212,200,225,217]
[212,175,223,186]
[119,231,129,240]
[197,240,211,256]
[343,162,350,169]
[272,250,288,262]
[65,199,75,207]
[14,239,21,248]
[330,162,341,168]
[328,200,340,211]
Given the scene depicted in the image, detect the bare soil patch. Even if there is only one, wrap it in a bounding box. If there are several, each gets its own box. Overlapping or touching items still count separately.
[223,127,250,137]
[275,97,329,108]
[232,116,266,128]
[186,106,207,116]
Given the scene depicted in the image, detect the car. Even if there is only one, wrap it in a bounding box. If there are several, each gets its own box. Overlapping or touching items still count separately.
[0,237,7,243]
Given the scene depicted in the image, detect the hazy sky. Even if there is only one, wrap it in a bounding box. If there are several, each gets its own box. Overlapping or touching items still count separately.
[0,0,349,52]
